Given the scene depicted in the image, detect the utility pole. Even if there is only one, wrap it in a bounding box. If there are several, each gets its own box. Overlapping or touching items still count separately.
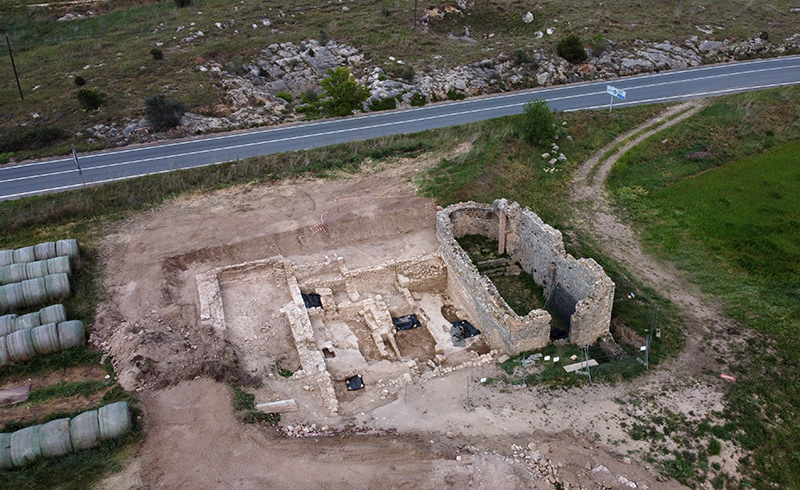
[6,35,23,101]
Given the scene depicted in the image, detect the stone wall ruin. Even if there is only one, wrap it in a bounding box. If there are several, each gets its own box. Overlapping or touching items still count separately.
[436,199,614,353]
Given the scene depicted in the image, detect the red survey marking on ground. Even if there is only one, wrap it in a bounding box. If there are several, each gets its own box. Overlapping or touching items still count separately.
[720,374,736,381]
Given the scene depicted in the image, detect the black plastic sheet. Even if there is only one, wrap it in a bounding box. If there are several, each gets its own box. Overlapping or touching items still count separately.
[392,314,421,331]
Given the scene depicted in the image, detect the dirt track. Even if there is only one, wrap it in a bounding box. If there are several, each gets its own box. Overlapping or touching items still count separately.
[91,113,749,489]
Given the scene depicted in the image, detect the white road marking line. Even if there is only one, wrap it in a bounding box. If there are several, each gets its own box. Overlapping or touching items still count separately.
[2,78,799,198]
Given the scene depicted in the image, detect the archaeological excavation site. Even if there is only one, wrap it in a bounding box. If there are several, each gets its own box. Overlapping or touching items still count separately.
[131,194,616,419]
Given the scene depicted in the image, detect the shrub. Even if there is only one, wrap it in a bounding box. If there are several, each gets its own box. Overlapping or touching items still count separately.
[77,89,105,111]
[369,97,397,112]
[144,94,186,131]
[150,48,164,60]
[73,76,86,87]
[318,29,330,46]
[589,34,607,57]
[556,34,588,64]
[174,0,192,7]
[708,438,722,456]
[275,91,293,103]
[446,89,466,101]
[300,88,319,103]
[233,388,255,411]
[0,126,67,153]
[399,65,415,82]
[321,67,370,116]
[520,98,556,146]
[377,73,387,81]
[759,31,769,41]
[512,48,530,65]
[409,93,426,107]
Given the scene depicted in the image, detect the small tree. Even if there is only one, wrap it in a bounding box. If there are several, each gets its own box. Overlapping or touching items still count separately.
[557,34,588,64]
[321,67,370,117]
[77,89,105,111]
[521,99,556,146]
[145,94,186,131]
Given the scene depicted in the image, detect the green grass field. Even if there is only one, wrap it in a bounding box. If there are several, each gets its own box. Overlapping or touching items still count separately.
[607,86,800,488]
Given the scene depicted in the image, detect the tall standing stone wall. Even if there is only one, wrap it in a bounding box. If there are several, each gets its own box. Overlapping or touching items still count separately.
[437,202,551,355]
[437,199,614,352]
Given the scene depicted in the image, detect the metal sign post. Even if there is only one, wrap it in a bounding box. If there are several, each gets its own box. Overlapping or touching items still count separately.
[636,305,657,370]
[606,85,626,113]
[72,145,86,188]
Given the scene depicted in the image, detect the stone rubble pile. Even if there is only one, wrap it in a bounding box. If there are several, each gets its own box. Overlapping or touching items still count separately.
[279,423,396,438]
[457,442,646,489]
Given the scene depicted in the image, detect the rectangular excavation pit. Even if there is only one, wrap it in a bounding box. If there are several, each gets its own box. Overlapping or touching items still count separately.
[197,247,499,416]
[217,265,302,375]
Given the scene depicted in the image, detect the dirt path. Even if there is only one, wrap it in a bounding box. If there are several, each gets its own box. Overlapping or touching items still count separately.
[570,101,747,375]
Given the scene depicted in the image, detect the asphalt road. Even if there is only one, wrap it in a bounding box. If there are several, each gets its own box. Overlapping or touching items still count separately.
[2,55,799,201]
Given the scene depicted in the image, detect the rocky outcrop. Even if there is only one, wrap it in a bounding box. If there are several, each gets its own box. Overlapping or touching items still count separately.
[84,32,800,144]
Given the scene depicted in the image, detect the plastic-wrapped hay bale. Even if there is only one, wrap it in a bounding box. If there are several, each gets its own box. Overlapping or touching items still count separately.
[69,410,100,450]
[39,304,67,325]
[0,314,16,336]
[15,311,41,331]
[7,263,28,283]
[12,246,36,264]
[98,402,132,441]
[26,260,50,280]
[22,277,48,307]
[0,250,13,267]
[6,283,25,310]
[0,336,9,366]
[0,286,7,312]
[6,329,36,363]
[34,242,57,261]
[46,256,71,277]
[10,425,42,467]
[57,320,85,350]
[39,419,73,458]
[0,433,12,470]
[45,273,71,301]
[31,323,60,355]
[56,239,79,260]
[0,266,10,285]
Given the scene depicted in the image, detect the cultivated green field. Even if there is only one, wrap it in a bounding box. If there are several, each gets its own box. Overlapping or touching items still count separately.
[608,86,800,488]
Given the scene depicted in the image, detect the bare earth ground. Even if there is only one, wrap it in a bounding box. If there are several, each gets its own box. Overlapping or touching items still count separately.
[91,116,750,490]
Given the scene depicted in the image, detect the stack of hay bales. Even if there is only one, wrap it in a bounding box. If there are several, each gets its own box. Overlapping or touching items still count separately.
[0,402,132,469]
[0,240,79,314]
[0,303,84,365]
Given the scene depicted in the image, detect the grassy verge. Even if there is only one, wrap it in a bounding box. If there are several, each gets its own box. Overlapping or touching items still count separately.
[418,104,667,222]
[26,379,114,405]
[606,85,800,488]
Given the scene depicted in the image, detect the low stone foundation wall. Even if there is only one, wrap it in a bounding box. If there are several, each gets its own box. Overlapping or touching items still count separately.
[436,199,614,352]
